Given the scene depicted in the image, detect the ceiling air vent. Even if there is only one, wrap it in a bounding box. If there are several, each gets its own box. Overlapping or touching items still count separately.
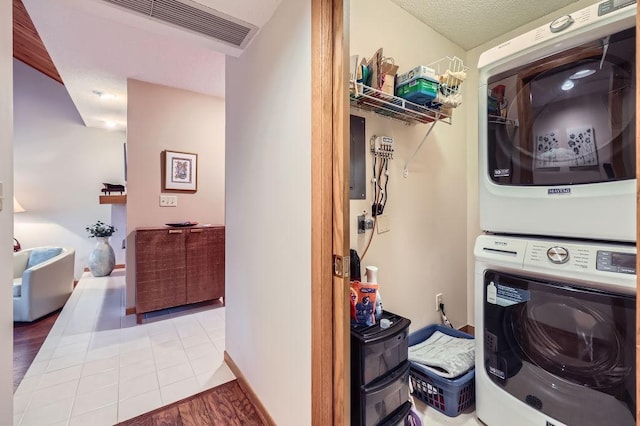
[102,0,258,49]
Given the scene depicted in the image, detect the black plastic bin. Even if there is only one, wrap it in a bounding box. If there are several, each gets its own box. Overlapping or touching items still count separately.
[355,362,410,426]
[351,311,411,386]
[351,311,412,426]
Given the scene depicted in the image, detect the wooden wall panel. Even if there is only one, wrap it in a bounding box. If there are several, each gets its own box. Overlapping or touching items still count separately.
[13,0,62,84]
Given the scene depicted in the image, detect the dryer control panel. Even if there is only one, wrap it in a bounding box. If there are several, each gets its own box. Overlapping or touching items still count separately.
[596,250,636,274]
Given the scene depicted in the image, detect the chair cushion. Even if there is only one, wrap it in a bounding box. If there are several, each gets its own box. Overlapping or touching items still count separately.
[26,247,63,269]
[13,278,21,297]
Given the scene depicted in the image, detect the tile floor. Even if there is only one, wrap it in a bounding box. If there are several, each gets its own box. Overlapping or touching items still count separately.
[413,397,483,425]
[14,269,484,426]
[13,270,233,426]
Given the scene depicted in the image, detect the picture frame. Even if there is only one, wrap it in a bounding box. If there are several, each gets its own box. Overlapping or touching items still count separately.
[162,150,198,192]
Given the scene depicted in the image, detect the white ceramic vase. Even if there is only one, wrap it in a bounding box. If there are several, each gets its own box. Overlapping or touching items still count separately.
[89,237,115,277]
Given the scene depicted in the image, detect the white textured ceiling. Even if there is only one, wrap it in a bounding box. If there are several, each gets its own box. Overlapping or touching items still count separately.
[390,0,581,50]
[22,0,281,131]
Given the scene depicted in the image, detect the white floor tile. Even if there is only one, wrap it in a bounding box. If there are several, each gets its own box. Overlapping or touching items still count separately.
[118,371,159,402]
[412,398,482,425]
[23,360,49,378]
[20,396,74,426]
[160,376,200,405]
[117,389,162,422]
[46,351,86,373]
[14,375,41,397]
[38,364,83,389]
[71,383,118,417]
[69,402,117,426]
[157,362,195,387]
[154,350,189,371]
[119,357,156,383]
[180,334,211,349]
[28,379,79,410]
[77,369,119,394]
[185,341,219,362]
[206,328,225,341]
[51,341,89,359]
[13,393,30,415]
[119,347,155,367]
[195,362,235,390]
[81,355,119,377]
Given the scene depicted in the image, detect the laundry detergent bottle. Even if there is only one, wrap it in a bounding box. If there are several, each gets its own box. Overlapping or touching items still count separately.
[366,266,383,321]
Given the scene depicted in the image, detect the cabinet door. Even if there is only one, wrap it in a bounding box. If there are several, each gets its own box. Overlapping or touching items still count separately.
[186,227,225,304]
[136,229,187,313]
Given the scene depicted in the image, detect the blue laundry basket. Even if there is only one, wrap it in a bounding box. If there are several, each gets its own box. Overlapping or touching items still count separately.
[408,324,475,417]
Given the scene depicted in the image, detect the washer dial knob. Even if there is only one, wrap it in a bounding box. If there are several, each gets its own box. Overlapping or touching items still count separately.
[547,246,569,264]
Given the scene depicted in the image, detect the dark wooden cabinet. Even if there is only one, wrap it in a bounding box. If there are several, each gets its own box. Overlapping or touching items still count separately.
[135,226,225,323]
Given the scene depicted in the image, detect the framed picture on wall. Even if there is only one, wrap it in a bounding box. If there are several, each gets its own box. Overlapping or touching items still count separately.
[162,150,198,192]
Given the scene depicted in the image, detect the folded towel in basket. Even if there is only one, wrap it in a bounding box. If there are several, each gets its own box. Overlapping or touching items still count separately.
[408,331,475,378]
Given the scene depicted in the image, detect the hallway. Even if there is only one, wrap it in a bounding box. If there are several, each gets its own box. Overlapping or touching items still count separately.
[13,270,231,425]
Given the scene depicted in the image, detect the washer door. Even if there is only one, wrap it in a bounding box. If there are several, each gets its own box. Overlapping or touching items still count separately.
[483,270,635,426]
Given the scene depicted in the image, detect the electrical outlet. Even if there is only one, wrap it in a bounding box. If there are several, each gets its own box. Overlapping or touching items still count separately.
[159,195,177,207]
[435,293,443,311]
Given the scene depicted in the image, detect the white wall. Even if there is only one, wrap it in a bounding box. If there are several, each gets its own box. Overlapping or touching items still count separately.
[13,59,125,280]
[350,0,468,331]
[465,0,596,326]
[225,0,311,423]
[126,79,225,309]
[1,0,14,419]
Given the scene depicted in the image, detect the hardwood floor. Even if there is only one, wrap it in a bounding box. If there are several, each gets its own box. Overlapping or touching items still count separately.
[118,380,267,425]
[13,309,61,392]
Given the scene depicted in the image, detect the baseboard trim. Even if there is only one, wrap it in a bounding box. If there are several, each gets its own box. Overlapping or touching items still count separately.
[224,351,276,426]
[83,264,126,273]
[125,307,136,316]
[459,324,475,336]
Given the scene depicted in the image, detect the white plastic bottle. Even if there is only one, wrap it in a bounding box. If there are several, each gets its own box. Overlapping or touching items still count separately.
[366,266,383,321]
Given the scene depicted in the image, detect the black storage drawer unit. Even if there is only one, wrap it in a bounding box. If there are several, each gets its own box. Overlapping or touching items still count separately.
[351,311,411,386]
[351,311,411,426]
[358,362,410,425]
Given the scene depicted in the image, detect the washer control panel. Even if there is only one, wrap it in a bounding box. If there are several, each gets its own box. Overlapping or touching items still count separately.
[546,246,569,264]
[596,250,636,274]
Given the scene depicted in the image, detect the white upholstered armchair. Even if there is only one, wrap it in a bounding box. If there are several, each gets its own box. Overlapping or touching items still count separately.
[13,247,75,322]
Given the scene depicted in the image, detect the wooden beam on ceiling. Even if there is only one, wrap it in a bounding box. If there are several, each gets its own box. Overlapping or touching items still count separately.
[13,0,63,84]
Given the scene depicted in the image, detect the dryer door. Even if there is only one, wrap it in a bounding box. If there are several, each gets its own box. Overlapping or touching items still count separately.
[483,270,635,426]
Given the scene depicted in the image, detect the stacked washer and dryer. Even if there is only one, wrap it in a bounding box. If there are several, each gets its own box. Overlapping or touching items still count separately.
[475,1,637,426]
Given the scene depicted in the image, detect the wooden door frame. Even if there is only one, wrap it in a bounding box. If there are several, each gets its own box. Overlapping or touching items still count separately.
[311,0,349,424]
[636,3,640,422]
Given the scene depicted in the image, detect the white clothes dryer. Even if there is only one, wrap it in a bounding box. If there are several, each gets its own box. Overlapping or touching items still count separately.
[474,234,635,426]
[477,0,636,242]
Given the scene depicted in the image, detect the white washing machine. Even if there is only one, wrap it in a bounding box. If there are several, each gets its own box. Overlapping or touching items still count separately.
[474,234,636,426]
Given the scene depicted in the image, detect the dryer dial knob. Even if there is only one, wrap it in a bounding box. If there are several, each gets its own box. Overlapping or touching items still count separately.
[547,246,569,264]
[550,15,574,33]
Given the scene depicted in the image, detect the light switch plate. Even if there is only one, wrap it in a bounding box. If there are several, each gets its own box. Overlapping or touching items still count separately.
[159,195,177,207]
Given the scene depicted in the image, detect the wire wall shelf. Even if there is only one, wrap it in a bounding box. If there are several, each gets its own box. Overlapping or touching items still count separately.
[349,56,469,176]
[349,82,451,126]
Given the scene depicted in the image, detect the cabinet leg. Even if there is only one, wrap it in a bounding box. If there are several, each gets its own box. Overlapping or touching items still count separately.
[136,313,143,324]
[221,297,225,307]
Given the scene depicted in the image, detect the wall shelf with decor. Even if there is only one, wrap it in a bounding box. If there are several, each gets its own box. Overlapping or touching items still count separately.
[349,56,468,176]
[99,195,126,204]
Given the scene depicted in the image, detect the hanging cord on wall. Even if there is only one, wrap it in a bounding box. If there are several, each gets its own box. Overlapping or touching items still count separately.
[381,158,390,212]
[361,160,385,262]
[439,303,454,329]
